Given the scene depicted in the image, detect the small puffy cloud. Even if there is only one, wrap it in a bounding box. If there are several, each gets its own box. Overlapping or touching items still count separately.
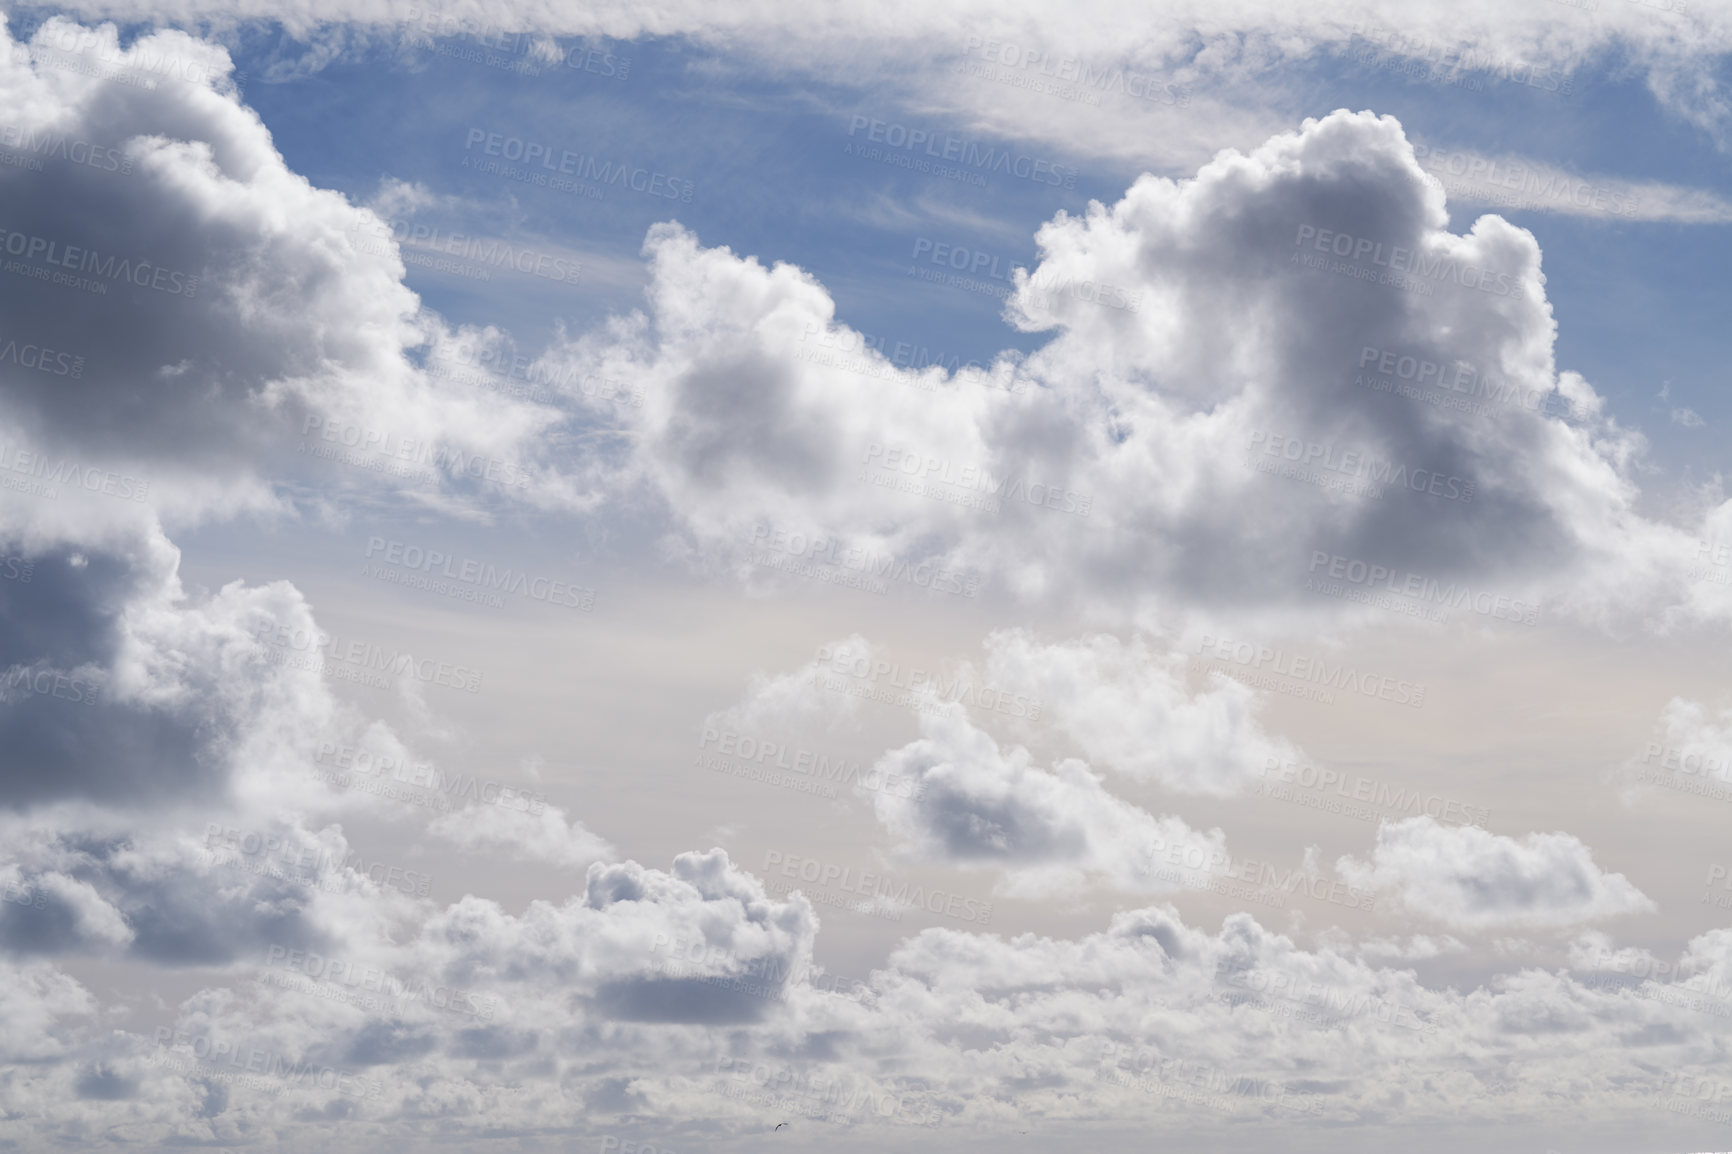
[427,803,614,871]
[869,700,1227,898]
[982,629,1299,795]
[702,634,869,737]
[1648,697,1732,778]
[1337,817,1654,930]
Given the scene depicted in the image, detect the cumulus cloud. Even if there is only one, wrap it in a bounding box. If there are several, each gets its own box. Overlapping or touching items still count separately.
[427,803,614,871]
[413,848,817,1025]
[867,700,1226,898]
[529,110,1719,629]
[0,518,353,810]
[1336,817,1654,930]
[981,629,1299,795]
[0,17,582,524]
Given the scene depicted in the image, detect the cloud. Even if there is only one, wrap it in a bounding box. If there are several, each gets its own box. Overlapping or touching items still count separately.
[0,17,581,524]
[427,803,614,871]
[702,634,870,736]
[537,109,1716,630]
[1410,145,1732,223]
[0,520,350,810]
[1336,817,1654,930]
[981,629,1300,795]
[868,700,1227,898]
[26,2,1732,166]
[412,848,817,1025]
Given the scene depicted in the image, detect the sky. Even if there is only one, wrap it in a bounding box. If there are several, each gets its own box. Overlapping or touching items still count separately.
[3,2,1732,1152]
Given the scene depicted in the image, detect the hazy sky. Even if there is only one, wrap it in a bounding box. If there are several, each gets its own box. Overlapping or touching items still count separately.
[3,3,1732,1152]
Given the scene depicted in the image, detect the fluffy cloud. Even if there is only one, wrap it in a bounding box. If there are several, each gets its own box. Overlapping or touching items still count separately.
[0,17,582,524]
[1336,817,1654,930]
[981,629,1299,795]
[537,110,1714,629]
[702,634,870,737]
[427,802,615,871]
[868,700,1227,898]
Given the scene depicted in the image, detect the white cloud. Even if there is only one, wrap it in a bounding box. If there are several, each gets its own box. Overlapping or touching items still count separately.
[0,18,586,524]
[530,110,1726,632]
[981,629,1299,795]
[427,803,614,871]
[868,699,1227,898]
[702,634,869,736]
[1336,817,1654,930]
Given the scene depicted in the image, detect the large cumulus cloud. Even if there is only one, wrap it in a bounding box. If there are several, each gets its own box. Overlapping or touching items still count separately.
[0,16,579,522]
[542,110,1711,627]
